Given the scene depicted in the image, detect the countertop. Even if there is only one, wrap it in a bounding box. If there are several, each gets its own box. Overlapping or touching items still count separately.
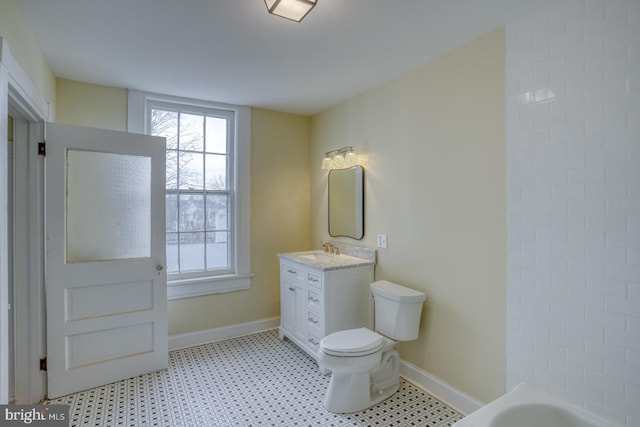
[278,250,376,271]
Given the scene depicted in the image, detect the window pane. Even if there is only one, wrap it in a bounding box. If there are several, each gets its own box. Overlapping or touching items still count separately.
[205,116,227,154]
[66,150,151,263]
[205,154,227,190]
[166,150,178,190]
[166,233,179,274]
[206,194,228,230]
[166,193,178,232]
[207,232,229,270]
[179,194,204,232]
[180,113,204,152]
[179,152,204,190]
[179,232,205,272]
[151,109,178,149]
[148,100,239,281]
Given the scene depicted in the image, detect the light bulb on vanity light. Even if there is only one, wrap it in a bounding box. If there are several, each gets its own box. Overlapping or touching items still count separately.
[321,154,332,170]
[344,149,358,167]
[332,153,345,169]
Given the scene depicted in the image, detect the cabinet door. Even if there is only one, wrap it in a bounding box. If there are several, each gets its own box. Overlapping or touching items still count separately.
[294,283,308,341]
[281,279,297,334]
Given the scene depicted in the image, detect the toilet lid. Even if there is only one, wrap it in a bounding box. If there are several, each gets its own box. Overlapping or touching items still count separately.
[320,328,385,356]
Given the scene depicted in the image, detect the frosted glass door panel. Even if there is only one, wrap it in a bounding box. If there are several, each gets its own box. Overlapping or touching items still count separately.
[66,149,152,263]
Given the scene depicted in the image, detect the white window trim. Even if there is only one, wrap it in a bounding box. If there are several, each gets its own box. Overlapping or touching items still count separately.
[128,90,251,300]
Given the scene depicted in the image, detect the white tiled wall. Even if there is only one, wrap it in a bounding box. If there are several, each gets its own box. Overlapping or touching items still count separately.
[506,0,639,425]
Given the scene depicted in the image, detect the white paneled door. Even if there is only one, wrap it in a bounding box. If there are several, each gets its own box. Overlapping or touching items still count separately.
[44,123,167,398]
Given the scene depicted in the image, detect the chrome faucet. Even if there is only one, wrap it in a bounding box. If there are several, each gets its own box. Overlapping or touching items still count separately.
[321,241,340,256]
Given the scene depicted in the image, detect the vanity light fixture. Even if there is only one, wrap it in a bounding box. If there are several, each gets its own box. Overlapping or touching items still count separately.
[321,147,359,170]
[264,0,317,23]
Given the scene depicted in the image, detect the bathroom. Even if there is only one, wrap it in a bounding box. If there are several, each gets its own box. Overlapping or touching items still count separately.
[2,0,639,425]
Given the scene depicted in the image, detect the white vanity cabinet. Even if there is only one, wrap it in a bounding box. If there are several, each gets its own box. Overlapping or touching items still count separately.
[278,251,375,361]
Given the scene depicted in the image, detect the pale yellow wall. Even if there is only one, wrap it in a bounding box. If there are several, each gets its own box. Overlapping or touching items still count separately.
[56,79,127,131]
[310,29,506,403]
[0,0,56,109]
[54,82,312,335]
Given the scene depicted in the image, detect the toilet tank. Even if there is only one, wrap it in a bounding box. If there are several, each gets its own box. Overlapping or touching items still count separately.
[371,280,425,341]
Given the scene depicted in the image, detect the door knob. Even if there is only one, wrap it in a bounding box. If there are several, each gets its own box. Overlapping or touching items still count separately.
[156,265,164,271]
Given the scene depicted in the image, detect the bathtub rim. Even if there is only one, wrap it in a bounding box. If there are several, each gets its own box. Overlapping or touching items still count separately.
[452,383,621,427]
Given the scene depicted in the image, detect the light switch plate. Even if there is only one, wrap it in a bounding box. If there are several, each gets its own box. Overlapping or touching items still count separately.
[377,234,388,249]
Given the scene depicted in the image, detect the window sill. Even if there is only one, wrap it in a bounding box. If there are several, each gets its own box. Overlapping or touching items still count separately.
[167,273,253,300]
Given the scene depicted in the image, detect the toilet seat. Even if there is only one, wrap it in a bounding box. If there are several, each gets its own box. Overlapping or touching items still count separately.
[320,328,385,357]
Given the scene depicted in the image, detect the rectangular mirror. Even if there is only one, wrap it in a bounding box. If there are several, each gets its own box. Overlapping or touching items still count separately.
[328,165,364,239]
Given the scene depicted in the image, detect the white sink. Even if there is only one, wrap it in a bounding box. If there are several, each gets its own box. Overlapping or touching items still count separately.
[298,252,335,262]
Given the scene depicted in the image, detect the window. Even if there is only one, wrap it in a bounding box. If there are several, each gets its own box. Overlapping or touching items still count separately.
[150,103,232,275]
[128,91,251,299]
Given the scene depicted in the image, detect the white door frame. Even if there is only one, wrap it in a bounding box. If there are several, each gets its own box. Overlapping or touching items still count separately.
[0,38,50,404]
[10,106,46,404]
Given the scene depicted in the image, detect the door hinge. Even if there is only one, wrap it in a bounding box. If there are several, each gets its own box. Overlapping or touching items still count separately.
[38,142,46,156]
[39,357,47,371]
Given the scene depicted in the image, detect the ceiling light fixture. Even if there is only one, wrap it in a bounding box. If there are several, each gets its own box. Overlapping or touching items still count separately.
[264,0,317,23]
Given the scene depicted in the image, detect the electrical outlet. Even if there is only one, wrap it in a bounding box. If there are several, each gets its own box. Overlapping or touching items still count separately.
[377,234,388,249]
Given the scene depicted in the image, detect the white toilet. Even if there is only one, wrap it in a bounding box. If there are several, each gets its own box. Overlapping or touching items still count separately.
[317,280,426,413]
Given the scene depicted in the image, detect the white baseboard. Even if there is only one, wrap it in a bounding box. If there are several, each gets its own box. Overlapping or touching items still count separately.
[169,317,280,350]
[400,359,483,416]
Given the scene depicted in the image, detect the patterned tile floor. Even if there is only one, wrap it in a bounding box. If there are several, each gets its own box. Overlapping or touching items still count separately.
[46,329,464,426]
